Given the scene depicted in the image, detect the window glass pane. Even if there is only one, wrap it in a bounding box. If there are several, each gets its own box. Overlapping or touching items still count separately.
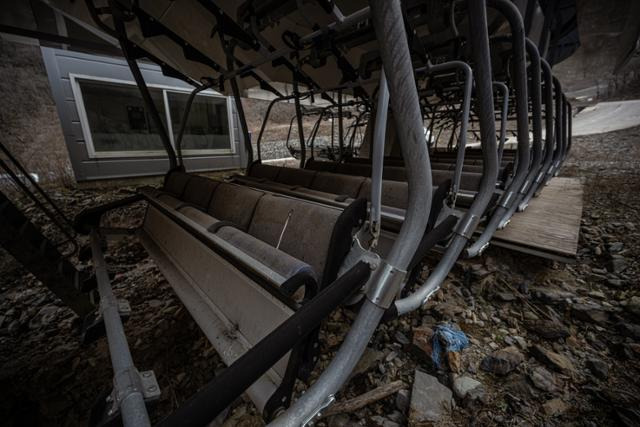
[78,79,168,153]
[168,91,231,151]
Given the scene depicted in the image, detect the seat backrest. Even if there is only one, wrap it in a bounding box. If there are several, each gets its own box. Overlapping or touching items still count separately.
[305,159,338,173]
[357,178,409,210]
[163,171,192,197]
[208,183,265,230]
[310,172,365,198]
[275,167,317,187]
[182,175,220,209]
[382,166,407,182]
[247,194,366,286]
[248,163,282,181]
[335,162,371,178]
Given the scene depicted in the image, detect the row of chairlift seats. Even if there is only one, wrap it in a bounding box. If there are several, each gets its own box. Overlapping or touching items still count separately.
[232,147,516,221]
[133,147,523,418]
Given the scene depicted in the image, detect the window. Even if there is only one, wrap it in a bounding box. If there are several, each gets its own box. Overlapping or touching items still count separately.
[77,79,168,154]
[167,91,231,151]
[71,75,234,158]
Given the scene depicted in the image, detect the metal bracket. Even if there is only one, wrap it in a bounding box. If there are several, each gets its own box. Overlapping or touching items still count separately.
[338,230,381,277]
[106,369,161,418]
[365,261,406,309]
[453,213,480,239]
[302,394,335,426]
[498,190,516,208]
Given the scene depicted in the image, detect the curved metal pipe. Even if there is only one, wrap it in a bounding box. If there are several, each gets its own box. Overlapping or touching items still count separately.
[495,82,509,165]
[255,97,281,162]
[498,37,542,223]
[396,0,499,314]
[565,99,572,160]
[370,69,389,244]
[519,57,554,209]
[419,61,473,205]
[544,76,564,181]
[292,78,306,168]
[465,0,530,257]
[562,95,571,163]
[269,0,431,423]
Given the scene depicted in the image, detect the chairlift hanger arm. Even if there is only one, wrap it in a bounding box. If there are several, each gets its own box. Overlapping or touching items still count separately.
[396,0,500,315]
[464,0,530,258]
[109,1,178,169]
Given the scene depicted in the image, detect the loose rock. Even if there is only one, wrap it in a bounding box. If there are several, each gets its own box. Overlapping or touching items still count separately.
[480,346,524,375]
[452,376,483,400]
[409,370,453,424]
[531,345,575,374]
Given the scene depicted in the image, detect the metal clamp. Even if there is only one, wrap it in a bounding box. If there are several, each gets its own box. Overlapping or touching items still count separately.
[365,261,406,309]
[453,213,480,239]
[302,394,335,426]
[498,190,516,208]
[106,369,161,417]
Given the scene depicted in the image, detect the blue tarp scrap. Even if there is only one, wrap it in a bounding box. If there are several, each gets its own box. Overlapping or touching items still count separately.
[431,323,470,368]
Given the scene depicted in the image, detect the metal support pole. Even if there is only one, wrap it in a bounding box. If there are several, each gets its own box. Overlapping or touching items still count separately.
[396,0,499,314]
[109,2,177,170]
[229,76,254,168]
[546,76,564,180]
[419,61,473,205]
[499,38,542,221]
[562,95,571,163]
[269,0,431,423]
[465,0,529,257]
[255,97,281,162]
[292,78,306,168]
[338,90,344,161]
[494,82,509,164]
[565,99,572,159]
[90,230,151,427]
[175,82,213,167]
[520,58,553,207]
[370,69,389,246]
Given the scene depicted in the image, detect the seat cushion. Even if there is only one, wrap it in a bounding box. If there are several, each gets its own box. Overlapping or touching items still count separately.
[310,172,365,198]
[208,183,264,230]
[216,225,317,284]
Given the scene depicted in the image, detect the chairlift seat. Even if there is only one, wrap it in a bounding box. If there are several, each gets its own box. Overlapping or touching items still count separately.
[138,171,367,411]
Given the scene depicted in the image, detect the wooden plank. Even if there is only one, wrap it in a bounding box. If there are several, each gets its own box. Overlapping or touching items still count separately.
[491,177,583,260]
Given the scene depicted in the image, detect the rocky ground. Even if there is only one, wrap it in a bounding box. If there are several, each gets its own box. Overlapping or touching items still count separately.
[0,125,639,426]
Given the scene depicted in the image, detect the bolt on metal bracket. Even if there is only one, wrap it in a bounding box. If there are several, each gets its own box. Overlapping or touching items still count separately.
[106,369,161,417]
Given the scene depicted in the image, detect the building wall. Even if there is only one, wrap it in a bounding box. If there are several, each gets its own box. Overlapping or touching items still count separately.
[0,39,74,185]
[41,47,247,182]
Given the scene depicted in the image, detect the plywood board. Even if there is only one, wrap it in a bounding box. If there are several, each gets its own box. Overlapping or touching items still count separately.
[491,177,583,261]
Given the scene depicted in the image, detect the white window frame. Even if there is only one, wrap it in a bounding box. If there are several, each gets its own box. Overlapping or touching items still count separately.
[69,73,236,159]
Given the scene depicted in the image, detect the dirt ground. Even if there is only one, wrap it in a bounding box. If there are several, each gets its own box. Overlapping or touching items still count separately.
[0,123,639,426]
